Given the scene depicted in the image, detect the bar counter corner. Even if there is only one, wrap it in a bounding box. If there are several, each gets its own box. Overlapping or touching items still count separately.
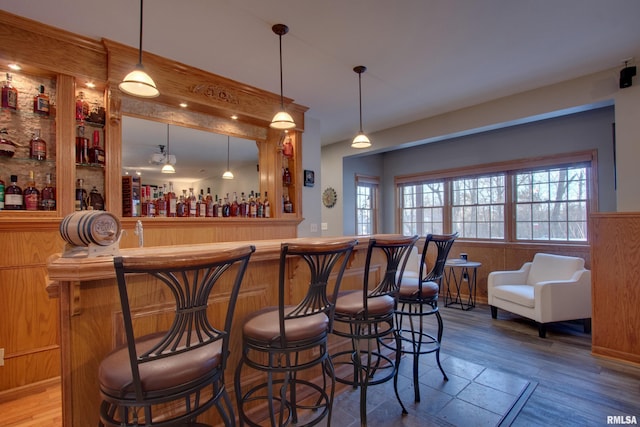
[47,236,376,427]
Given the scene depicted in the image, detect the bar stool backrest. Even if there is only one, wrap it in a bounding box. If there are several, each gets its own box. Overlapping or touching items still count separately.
[277,239,358,344]
[113,245,255,403]
[363,235,419,308]
[419,233,458,285]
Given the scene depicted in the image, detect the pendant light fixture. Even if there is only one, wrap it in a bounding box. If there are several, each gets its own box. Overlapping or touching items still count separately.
[161,124,175,173]
[222,135,234,179]
[270,24,296,130]
[119,0,159,98]
[351,65,371,149]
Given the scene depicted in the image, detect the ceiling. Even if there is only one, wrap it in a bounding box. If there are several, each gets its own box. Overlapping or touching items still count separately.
[3,0,640,149]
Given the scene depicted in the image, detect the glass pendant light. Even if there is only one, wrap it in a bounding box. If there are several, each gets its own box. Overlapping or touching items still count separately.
[119,0,159,98]
[351,65,371,148]
[161,124,175,173]
[270,24,296,130]
[222,135,234,179]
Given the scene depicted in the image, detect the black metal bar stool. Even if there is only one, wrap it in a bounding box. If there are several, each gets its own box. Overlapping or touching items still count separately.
[330,235,418,427]
[98,245,255,427]
[234,239,357,427]
[395,233,457,402]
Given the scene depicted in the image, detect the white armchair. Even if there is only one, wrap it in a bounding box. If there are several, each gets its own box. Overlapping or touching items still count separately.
[487,253,591,338]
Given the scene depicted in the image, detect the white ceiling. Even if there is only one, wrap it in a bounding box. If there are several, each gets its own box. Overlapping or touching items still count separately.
[3,0,640,148]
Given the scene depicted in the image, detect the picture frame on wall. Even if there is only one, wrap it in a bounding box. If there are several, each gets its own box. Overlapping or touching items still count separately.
[304,169,315,187]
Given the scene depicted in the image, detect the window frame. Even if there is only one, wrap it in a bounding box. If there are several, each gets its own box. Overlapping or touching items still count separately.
[395,150,598,244]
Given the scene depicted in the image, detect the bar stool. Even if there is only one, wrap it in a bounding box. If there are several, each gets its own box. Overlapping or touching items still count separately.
[330,235,418,427]
[98,245,255,427]
[234,239,357,427]
[395,233,457,402]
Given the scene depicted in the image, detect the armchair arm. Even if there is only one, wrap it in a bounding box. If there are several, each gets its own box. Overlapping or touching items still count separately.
[487,262,532,289]
[534,269,592,323]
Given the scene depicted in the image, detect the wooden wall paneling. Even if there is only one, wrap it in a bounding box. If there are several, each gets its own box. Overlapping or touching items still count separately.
[0,268,60,389]
[0,229,63,392]
[590,213,640,365]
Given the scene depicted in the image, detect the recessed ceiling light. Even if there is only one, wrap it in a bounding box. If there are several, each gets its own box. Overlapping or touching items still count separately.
[179,102,188,108]
[8,63,21,71]
[86,82,96,88]
[231,114,238,120]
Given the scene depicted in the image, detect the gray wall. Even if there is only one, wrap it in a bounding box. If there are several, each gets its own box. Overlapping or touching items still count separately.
[342,106,615,235]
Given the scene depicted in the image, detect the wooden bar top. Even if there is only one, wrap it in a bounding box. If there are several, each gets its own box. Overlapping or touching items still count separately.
[47,236,367,283]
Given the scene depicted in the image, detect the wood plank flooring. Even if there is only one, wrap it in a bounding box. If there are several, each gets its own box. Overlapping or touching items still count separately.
[1,303,638,426]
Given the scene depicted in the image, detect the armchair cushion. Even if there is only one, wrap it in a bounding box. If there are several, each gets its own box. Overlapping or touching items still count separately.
[526,253,584,285]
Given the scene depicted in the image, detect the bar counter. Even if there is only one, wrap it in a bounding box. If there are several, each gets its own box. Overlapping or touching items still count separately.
[47,235,376,427]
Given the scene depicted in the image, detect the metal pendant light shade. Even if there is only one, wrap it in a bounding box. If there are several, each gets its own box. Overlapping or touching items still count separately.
[161,124,175,173]
[119,0,159,98]
[222,136,234,179]
[351,65,371,148]
[270,24,296,130]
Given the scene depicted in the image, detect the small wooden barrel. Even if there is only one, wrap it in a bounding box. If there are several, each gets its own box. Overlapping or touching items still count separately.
[59,211,121,247]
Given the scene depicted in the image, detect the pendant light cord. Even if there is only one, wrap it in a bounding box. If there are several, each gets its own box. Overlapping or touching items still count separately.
[137,0,144,66]
[358,71,364,132]
[278,33,285,109]
[227,136,231,169]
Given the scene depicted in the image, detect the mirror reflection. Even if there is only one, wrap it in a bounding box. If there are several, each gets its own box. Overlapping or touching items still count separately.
[121,116,259,199]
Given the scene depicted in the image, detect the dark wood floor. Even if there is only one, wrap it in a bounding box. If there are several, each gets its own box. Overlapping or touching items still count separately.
[1,303,638,426]
[439,303,640,426]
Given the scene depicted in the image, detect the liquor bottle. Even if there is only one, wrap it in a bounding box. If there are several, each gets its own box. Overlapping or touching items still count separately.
[1,73,18,110]
[89,130,105,166]
[283,167,292,186]
[0,128,17,158]
[88,186,104,210]
[40,173,56,211]
[239,192,248,217]
[166,182,177,217]
[222,194,230,217]
[75,179,87,211]
[5,175,23,210]
[256,192,264,218]
[214,195,222,218]
[282,133,294,158]
[0,177,4,210]
[284,194,293,213]
[205,187,214,217]
[249,191,257,218]
[198,189,206,217]
[33,85,50,116]
[24,170,40,211]
[156,184,168,217]
[75,91,89,121]
[177,190,188,217]
[231,192,239,217]
[76,124,89,164]
[263,191,271,218]
[188,188,197,217]
[30,129,47,161]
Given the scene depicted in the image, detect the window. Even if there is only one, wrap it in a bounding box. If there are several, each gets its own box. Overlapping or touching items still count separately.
[514,166,588,241]
[355,175,379,235]
[399,182,444,236]
[396,152,594,243]
[451,174,505,239]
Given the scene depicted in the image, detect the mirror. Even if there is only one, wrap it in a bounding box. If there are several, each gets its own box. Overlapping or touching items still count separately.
[121,116,260,199]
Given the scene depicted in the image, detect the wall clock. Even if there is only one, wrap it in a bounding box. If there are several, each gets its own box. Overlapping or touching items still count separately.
[322,187,337,208]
